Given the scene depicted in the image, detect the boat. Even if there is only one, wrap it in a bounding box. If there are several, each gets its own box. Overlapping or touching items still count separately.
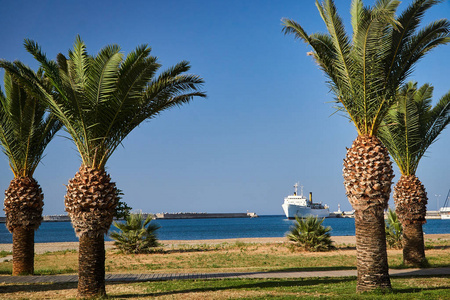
[281,183,330,219]
[439,189,450,220]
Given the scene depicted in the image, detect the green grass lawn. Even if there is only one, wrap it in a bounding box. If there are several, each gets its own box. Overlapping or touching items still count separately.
[0,277,448,299]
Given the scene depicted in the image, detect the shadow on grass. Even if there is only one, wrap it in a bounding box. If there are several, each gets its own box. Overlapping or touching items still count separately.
[425,245,450,250]
[0,282,77,294]
[335,246,357,250]
[269,266,356,272]
[393,286,450,294]
[112,277,355,298]
[107,277,450,299]
[387,262,450,270]
[1,276,448,297]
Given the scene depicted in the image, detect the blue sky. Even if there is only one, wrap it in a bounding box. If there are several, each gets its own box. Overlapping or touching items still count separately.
[1,0,449,216]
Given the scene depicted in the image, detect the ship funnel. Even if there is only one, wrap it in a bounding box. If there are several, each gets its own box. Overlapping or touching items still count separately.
[309,192,312,202]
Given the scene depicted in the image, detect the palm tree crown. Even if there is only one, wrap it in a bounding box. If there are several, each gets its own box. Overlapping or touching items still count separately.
[380,81,450,175]
[13,35,205,169]
[0,69,61,177]
[282,0,450,136]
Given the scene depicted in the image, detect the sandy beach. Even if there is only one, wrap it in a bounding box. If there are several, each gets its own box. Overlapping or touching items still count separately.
[0,234,448,254]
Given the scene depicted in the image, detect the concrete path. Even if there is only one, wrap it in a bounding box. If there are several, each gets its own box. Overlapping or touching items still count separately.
[0,267,449,284]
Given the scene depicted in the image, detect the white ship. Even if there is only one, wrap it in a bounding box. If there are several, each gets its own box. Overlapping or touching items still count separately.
[439,189,450,220]
[282,183,330,219]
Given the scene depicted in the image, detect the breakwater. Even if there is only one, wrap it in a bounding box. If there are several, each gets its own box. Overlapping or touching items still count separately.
[153,212,258,219]
[0,212,258,223]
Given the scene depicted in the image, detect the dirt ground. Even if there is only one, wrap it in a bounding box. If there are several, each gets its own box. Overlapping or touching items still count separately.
[0,234,448,254]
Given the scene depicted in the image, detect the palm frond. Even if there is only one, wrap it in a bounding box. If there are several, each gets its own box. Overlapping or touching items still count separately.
[418,90,450,158]
[0,64,62,177]
[68,35,90,90]
[317,0,355,98]
[283,0,449,136]
[380,82,450,175]
[281,18,312,43]
[350,0,364,37]
[392,19,450,88]
[23,37,206,169]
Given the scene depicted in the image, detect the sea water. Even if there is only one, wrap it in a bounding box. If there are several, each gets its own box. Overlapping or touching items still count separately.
[0,215,449,243]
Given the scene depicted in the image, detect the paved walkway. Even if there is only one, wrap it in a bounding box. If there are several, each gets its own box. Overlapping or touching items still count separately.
[0,268,449,284]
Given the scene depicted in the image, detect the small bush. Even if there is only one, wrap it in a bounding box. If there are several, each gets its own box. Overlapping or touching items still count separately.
[385,208,403,249]
[110,212,160,254]
[287,215,335,251]
[0,251,12,258]
[114,189,132,220]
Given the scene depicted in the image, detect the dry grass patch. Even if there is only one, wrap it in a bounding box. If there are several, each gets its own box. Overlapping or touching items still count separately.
[0,239,449,275]
[104,242,358,274]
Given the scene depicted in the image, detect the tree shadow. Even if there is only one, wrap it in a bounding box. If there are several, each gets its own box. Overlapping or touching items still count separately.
[429,245,450,250]
[111,277,450,298]
[270,266,356,272]
[393,286,450,294]
[1,275,448,297]
[0,282,77,293]
[110,277,355,298]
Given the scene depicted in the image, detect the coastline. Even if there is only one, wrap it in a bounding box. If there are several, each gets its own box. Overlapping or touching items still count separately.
[0,234,448,254]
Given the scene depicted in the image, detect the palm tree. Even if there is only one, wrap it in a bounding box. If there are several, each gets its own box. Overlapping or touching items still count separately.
[110,213,160,254]
[379,82,450,265]
[1,36,205,297]
[287,215,335,251]
[282,0,449,292]
[0,69,61,275]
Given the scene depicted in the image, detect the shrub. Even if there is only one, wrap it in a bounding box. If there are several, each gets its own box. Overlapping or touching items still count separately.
[114,189,132,220]
[287,215,335,251]
[110,213,160,254]
[385,208,403,249]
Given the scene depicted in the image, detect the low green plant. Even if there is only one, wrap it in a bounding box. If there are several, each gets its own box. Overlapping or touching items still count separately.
[109,212,160,254]
[286,215,335,251]
[385,208,403,249]
[0,250,12,258]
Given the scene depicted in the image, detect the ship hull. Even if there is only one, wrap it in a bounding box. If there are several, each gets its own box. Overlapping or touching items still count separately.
[282,203,330,219]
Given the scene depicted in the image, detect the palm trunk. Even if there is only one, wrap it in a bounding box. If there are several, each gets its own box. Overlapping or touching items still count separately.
[65,166,117,298]
[12,227,35,275]
[394,175,427,266]
[4,177,43,276]
[402,222,425,266]
[343,135,394,292]
[355,207,390,291]
[78,233,106,297]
